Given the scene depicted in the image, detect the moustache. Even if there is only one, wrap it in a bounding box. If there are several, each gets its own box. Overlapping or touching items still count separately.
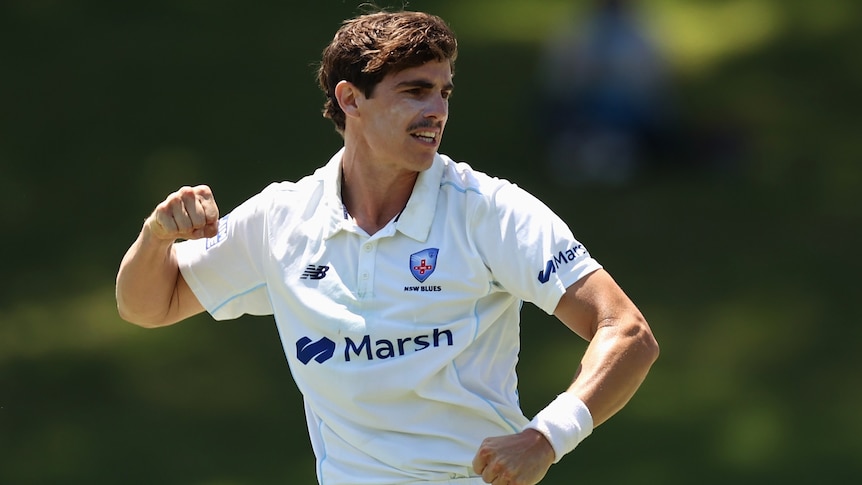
[407,120,443,132]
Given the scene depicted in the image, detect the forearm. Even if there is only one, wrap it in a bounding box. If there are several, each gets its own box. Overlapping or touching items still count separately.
[117,186,217,327]
[514,313,656,468]
[567,312,658,426]
[115,226,182,327]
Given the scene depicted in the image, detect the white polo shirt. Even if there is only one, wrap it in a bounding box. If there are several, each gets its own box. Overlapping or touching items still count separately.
[175,149,602,485]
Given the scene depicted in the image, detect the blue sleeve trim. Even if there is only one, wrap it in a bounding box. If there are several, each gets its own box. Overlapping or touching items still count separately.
[209,283,267,316]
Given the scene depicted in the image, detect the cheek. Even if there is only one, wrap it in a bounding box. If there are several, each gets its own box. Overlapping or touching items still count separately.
[364,104,413,140]
[385,102,414,125]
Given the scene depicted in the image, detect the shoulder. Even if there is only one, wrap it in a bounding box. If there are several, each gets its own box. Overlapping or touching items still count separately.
[257,168,327,207]
[262,166,326,196]
[224,167,329,231]
[437,154,512,200]
[236,181,298,215]
[436,154,545,213]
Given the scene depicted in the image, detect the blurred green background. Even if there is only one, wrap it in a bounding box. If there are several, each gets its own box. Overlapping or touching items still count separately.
[2,0,861,483]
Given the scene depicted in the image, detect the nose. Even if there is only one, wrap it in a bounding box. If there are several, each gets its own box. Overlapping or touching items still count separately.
[425,92,448,121]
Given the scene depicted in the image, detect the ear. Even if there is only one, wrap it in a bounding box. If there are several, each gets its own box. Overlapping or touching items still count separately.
[334,80,361,120]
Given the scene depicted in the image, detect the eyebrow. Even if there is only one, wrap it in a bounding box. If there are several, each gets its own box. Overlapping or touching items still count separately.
[395,79,455,91]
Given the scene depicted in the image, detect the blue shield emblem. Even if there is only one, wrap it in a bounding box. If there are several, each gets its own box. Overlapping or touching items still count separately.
[409,248,439,283]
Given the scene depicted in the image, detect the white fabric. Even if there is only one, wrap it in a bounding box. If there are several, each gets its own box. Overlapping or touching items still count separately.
[176,149,602,484]
[525,392,593,462]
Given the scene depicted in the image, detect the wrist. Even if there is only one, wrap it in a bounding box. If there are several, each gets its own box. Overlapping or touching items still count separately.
[523,392,593,463]
[141,215,179,244]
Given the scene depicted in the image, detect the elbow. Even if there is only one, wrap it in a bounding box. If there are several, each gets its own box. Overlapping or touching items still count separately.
[634,314,660,366]
[644,331,660,366]
[116,300,172,329]
[606,309,659,369]
[117,307,159,329]
[115,282,178,329]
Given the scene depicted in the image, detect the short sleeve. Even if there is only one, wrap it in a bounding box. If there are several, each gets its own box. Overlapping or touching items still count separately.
[476,183,602,314]
[175,190,274,320]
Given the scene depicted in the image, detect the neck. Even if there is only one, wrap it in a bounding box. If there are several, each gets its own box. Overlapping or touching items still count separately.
[340,151,419,235]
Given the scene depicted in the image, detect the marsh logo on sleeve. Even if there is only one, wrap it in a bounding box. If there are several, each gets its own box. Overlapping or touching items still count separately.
[537,243,588,283]
[409,248,439,283]
[206,215,230,250]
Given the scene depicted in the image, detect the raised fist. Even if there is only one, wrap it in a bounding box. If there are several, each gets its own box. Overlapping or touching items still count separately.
[145,185,219,241]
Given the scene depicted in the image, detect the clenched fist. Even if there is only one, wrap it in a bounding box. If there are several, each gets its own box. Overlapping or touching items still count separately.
[145,185,219,241]
[472,429,555,485]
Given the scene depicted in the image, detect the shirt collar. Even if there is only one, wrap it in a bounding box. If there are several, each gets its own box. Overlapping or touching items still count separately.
[396,153,443,242]
[320,148,348,240]
[319,149,443,242]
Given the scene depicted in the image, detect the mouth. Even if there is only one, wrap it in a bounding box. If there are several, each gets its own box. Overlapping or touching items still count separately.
[411,130,439,145]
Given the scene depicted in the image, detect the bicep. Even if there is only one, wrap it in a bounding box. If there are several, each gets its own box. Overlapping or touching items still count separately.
[553,269,642,341]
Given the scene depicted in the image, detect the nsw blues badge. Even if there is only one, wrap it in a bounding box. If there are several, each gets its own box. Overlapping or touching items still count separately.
[410,248,439,283]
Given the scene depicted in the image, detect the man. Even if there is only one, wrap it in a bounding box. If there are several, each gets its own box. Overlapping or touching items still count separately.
[116,10,658,485]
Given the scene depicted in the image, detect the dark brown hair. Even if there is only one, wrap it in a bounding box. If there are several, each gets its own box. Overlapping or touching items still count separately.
[317,11,458,134]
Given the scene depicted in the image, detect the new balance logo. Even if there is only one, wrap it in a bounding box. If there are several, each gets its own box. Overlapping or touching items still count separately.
[296,336,336,364]
[301,265,330,280]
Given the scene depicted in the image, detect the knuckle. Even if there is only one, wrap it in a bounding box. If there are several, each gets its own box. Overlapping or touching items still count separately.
[178,186,198,202]
[497,470,515,484]
[175,185,194,197]
[158,199,177,214]
[193,184,213,198]
[164,192,184,207]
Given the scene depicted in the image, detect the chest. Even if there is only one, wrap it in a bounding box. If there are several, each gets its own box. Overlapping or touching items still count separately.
[279,225,493,326]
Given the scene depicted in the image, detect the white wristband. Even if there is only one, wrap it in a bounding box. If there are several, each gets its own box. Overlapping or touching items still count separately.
[524,393,593,463]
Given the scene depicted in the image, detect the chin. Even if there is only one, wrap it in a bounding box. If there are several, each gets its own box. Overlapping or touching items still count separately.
[416,154,436,171]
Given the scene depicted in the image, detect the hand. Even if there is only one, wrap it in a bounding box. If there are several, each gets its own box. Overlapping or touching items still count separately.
[145,185,219,241]
[472,429,555,485]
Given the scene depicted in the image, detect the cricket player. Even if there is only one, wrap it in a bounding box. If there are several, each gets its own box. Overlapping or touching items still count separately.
[116,10,659,485]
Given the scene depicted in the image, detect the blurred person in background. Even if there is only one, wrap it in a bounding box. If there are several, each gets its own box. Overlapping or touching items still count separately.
[116,9,658,485]
[537,0,677,186]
